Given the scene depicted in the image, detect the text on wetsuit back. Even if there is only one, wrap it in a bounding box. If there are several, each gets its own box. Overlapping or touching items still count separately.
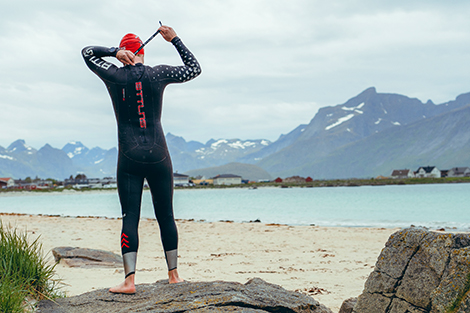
[135,82,146,129]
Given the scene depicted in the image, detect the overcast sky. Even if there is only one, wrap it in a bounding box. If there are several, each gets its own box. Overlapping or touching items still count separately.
[2,0,470,150]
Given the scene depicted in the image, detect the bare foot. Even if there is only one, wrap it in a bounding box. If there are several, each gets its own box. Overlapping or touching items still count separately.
[109,274,136,294]
[168,268,184,284]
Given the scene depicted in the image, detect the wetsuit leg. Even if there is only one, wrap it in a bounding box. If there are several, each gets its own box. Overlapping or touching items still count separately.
[117,155,145,277]
[145,157,179,271]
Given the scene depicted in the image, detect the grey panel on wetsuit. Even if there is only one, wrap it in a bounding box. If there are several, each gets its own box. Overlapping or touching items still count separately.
[166,249,178,271]
[123,251,137,277]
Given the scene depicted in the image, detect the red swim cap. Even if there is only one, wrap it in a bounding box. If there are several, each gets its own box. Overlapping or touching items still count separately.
[119,33,144,55]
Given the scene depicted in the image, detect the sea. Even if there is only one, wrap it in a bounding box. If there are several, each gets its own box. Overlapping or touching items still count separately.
[1,183,469,230]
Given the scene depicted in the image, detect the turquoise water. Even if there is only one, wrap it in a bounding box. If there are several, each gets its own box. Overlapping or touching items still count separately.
[0,183,469,230]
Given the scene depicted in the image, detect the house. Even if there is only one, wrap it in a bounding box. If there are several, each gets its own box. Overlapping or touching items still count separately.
[34,179,54,189]
[391,169,414,179]
[64,177,113,189]
[0,177,15,189]
[88,178,103,188]
[173,173,190,186]
[101,177,117,188]
[284,176,306,183]
[212,174,242,185]
[274,177,283,183]
[415,166,441,178]
[447,167,470,178]
[305,177,313,182]
[64,177,89,187]
[192,178,213,185]
[13,179,38,190]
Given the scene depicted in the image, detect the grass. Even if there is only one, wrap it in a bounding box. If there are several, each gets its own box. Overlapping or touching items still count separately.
[0,221,63,312]
[446,272,470,313]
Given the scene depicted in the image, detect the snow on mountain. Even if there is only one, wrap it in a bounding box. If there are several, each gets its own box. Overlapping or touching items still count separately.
[62,141,89,159]
[60,142,116,177]
[0,154,14,160]
[341,102,365,113]
[7,140,37,154]
[165,133,272,173]
[325,114,355,130]
[195,139,271,158]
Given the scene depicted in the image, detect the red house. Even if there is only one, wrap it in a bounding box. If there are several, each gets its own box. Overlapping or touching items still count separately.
[305,177,313,182]
[274,177,283,183]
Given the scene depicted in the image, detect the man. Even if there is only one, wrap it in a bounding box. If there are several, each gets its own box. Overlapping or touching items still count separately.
[82,25,201,294]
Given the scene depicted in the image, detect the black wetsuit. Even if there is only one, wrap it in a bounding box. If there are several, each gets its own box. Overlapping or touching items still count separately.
[82,37,201,277]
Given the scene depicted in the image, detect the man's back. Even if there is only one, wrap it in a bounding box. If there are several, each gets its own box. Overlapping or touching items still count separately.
[82,36,201,163]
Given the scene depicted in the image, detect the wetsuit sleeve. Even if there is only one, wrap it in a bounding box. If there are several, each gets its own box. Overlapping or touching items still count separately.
[81,46,120,82]
[154,37,202,84]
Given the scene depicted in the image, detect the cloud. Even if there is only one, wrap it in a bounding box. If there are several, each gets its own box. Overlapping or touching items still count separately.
[2,0,470,149]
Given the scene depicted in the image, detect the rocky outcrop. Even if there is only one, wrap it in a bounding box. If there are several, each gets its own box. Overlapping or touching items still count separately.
[52,246,122,268]
[38,278,333,313]
[353,227,470,313]
[339,298,357,313]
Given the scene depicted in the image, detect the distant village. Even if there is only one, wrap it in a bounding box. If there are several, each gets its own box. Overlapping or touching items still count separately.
[0,172,315,190]
[389,166,470,179]
[0,165,468,190]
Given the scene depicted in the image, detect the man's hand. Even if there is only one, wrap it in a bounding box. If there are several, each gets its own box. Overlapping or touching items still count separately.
[159,25,177,42]
[116,49,136,66]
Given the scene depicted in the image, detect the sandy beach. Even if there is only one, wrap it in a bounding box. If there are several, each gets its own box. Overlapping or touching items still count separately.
[0,213,398,311]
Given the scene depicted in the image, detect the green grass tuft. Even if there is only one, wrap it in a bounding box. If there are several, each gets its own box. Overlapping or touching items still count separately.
[0,220,63,312]
[446,272,470,313]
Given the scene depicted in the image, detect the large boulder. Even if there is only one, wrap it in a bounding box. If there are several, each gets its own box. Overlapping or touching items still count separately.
[52,246,122,268]
[339,297,357,313]
[353,227,470,313]
[37,278,333,313]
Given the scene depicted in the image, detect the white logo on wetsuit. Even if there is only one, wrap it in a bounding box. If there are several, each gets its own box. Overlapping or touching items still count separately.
[83,48,94,57]
[90,56,112,70]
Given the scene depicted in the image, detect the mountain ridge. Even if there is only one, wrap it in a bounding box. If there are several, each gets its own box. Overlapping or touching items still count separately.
[2,87,470,180]
[254,87,470,177]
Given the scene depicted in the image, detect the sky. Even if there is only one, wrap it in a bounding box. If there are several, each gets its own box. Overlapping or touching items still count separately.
[2,0,470,150]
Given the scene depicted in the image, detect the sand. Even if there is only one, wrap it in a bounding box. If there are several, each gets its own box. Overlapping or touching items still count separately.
[0,213,398,311]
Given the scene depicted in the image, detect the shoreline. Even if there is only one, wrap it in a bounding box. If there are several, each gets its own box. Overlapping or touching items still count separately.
[0,211,464,232]
[1,176,470,195]
[0,213,401,311]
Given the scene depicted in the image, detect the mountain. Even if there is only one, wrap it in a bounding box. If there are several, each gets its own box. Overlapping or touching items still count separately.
[237,124,308,164]
[0,140,37,178]
[166,133,271,173]
[0,135,272,179]
[184,162,273,181]
[61,141,117,177]
[254,87,470,178]
[0,140,116,180]
[0,140,75,179]
[36,144,75,179]
[2,87,470,180]
[289,103,470,179]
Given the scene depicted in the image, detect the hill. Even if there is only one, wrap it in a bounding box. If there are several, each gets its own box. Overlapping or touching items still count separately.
[184,163,272,181]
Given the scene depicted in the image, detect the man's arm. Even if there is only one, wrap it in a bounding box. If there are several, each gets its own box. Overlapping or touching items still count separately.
[81,46,121,81]
[154,26,202,84]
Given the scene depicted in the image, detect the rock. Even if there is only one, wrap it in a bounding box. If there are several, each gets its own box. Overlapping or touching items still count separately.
[37,278,333,313]
[352,228,470,313]
[52,246,122,268]
[339,297,357,313]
